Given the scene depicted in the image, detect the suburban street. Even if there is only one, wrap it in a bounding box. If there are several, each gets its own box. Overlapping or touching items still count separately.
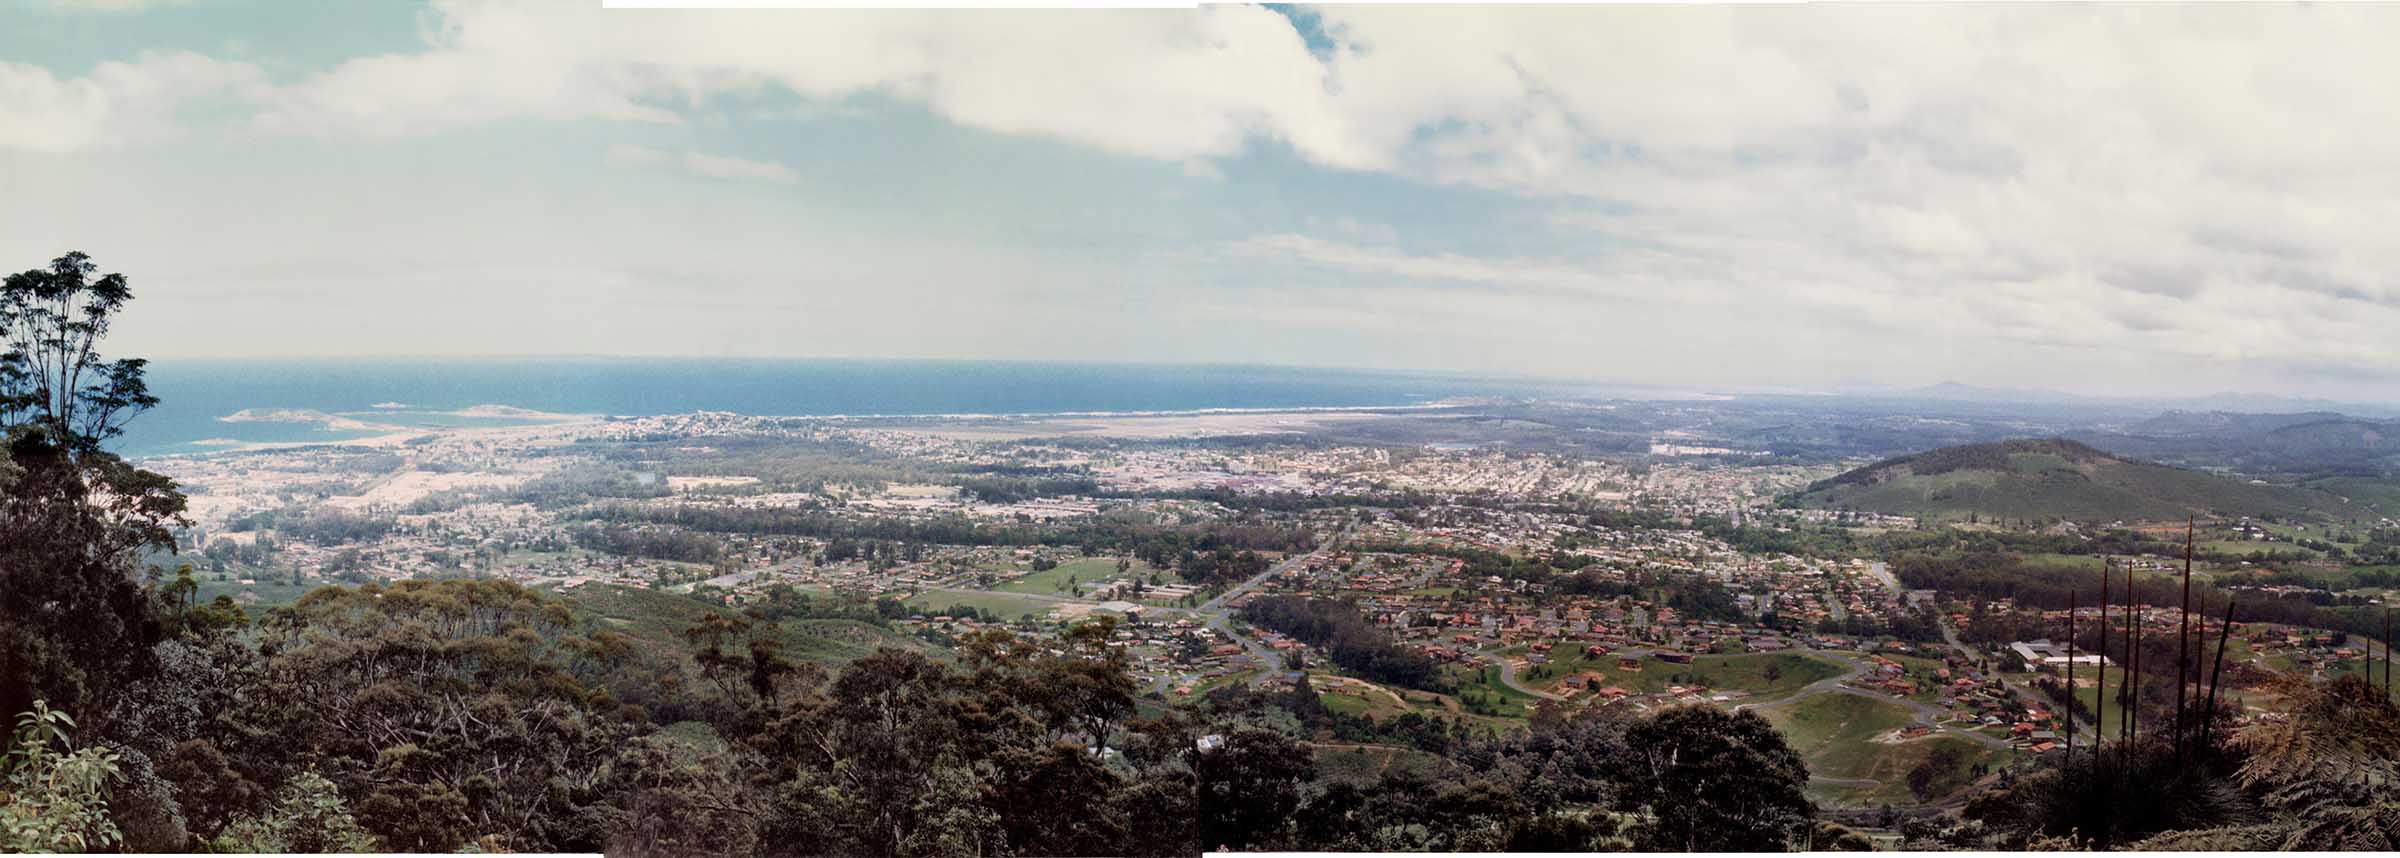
[1193,525,1351,689]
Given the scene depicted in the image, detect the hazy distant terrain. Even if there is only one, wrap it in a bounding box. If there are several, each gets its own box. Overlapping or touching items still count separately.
[2073,410,2400,478]
[1786,438,2376,523]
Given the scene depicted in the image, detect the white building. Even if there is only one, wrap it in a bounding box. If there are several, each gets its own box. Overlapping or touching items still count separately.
[2010,639,2110,671]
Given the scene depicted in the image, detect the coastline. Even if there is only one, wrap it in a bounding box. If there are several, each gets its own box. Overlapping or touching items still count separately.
[134,398,1501,461]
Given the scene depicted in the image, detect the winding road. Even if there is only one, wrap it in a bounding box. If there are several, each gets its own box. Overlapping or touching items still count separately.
[1193,526,1351,688]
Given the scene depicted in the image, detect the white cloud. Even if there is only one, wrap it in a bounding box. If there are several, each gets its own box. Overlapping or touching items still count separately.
[605,144,797,184]
[1233,233,1677,304]
[257,1,1359,165]
[0,52,265,152]
[26,2,2400,392]
[678,150,797,185]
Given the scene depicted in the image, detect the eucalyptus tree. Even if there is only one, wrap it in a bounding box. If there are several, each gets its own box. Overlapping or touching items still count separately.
[0,251,185,728]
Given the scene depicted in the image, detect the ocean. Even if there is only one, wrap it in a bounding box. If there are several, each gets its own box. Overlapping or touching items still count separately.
[116,358,1580,458]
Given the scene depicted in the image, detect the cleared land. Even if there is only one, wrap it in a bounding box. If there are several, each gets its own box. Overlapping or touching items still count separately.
[904,589,1061,621]
[1522,650,1848,700]
[559,583,930,663]
[995,557,1156,597]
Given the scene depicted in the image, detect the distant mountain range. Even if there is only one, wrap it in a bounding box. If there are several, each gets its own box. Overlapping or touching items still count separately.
[1785,438,2376,524]
[1883,382,2400,419]
[2072,410,2400,477]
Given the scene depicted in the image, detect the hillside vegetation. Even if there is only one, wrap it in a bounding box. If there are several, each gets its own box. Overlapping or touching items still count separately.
[1787,438,2370,523]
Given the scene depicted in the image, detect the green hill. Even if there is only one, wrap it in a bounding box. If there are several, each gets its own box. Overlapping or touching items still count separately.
[1787,438,2370,524]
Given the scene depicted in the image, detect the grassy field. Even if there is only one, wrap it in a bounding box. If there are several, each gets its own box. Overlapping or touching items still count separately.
[994,557,1150,597]
[2020,553,2105,572]
[1447,663,1542,718]
[903,589,1060,621]
[1313,674,1417,721]
[1521,651,1847,701]
[1760,692,1919,780]
[2059,664,2137,731]
[2203,539,2317,557]
[1762,690,2016,805]
[1318,690,1382,719]
[1166,668,1260,705]
[1851,736,2007,805]
[1309,669,1531,731]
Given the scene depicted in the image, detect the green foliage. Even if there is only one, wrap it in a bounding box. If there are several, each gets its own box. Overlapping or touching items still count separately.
[1239,595,1449,692]
[604,730,758,857]
[1,701,124,852]
[1,251,183,729]
[1,252,155,449]
[211,772,379,853]
[1621,705,1814,851]
[1194,727,1313,850]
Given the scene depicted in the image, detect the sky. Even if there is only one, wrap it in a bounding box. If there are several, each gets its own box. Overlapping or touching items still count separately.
[8,1,2400,400]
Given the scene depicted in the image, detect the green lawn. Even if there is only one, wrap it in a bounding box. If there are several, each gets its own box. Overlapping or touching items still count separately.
[2021,553,2105,573]
[2203,539,2316,558]
[2056,664,2142,732]
[994,557,1150,597]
